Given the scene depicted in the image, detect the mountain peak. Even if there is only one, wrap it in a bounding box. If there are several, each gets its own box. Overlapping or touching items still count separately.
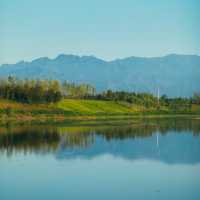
[31,57,50,64]
[55,54,80,60]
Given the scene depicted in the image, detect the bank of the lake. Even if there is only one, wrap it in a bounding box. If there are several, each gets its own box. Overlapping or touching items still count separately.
[0,99,200,125]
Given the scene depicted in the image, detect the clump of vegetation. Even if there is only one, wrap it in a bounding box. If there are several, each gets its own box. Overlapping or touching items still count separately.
[0,76,62,103]
[94,90,198,112]
[62,81,96,98]
[0,76,96,103]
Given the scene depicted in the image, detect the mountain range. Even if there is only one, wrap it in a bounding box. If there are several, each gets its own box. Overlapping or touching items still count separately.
[0,54,199,97]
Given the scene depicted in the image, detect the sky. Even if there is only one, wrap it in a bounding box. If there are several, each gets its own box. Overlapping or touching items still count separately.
[0,0,199,64]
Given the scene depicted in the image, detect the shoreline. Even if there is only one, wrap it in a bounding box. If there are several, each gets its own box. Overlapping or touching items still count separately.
[1,113,200,126]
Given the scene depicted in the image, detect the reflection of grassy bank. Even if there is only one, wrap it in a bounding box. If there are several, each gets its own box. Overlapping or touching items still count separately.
[1,99,200,125]
[1,114,200,127]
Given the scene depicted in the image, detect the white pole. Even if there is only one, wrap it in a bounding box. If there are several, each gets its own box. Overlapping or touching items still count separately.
[157,87,160,101]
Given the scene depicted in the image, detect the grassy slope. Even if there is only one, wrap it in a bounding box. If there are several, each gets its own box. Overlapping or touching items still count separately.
[0,99,139,116]
[54,99,142,115]
[0,99,200,123]
[54,99,200,115]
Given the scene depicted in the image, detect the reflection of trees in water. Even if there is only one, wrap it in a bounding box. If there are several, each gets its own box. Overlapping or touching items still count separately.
[59,131,95,149]
[0,118,199,155]
[152,118,200,136]
[0,126,60,156]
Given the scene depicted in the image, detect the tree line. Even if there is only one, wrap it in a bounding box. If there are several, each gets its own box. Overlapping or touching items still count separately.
[0,77,95,103]
[0,76,199,107]
[94,90,200,108]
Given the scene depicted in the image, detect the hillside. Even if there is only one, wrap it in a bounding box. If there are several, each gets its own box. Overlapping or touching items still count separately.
[0,99,140,117]
[0,99,200,124]
[0,54,200,97]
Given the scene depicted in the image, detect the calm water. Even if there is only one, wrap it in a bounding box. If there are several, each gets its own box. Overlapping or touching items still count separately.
[0,118,200,200]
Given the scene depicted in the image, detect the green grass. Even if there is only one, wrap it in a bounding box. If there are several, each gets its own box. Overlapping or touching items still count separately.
[0,98,141,117]
[55,99,200,115]
[0,98,200,124]
[54,99,138,115]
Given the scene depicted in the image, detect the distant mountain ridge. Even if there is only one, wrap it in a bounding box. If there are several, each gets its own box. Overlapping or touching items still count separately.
[0,54,199,97]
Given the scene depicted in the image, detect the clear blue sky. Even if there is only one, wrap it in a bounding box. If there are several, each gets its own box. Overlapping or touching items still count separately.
[0,0,199,64]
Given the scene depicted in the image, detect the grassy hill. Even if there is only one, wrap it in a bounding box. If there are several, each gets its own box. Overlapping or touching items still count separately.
[55,99,142,115]
[0,98,200,124]
[0,99,141,116]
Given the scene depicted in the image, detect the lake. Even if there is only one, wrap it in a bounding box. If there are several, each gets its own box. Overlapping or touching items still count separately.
[0,118,200,200]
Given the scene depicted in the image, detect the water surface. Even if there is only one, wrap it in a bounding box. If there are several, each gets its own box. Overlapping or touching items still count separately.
[0,118,200,200]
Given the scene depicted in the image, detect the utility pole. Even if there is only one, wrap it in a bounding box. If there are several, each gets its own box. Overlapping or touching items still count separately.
[157,87,160,103]
[157,87,160,109]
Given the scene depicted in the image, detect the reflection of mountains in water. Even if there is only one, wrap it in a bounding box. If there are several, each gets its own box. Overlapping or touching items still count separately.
[57,133,200,165]
[0,118,200,164]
